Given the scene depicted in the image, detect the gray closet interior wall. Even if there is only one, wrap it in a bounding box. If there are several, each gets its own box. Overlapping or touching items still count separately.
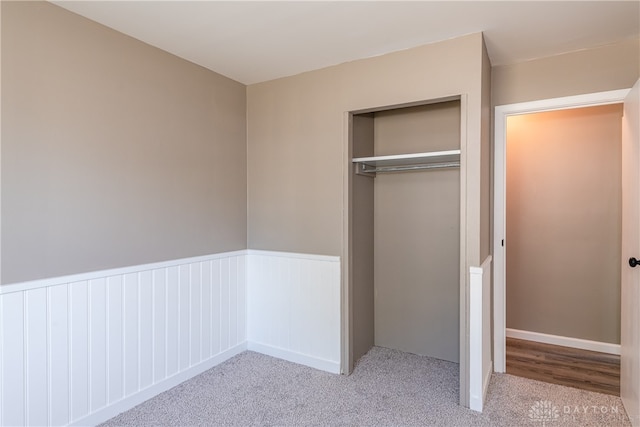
[351,100,461,365]
[351,114,375,365]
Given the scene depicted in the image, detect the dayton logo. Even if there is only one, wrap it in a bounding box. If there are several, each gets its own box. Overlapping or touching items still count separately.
[528,400,560,426]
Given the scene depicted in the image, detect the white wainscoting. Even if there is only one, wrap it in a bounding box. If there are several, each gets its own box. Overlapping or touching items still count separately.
[0,252,248,427]
[0,249,342,427]
[246,250,341,374]
[469,255,492,413]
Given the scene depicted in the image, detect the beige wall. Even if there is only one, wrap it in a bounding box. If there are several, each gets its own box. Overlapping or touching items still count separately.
[1,2,247,284]
[493,37,638,349]
[493,38,640,106]
[506,104,622,344]
[247,33,488,405]
[373,102,460,362]
[480,39,492,262]
[247,33,486,266]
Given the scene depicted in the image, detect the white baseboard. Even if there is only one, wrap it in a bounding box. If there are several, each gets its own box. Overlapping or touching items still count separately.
[70,343,247,427]
[248,342,341,374]
[506,328,620,355]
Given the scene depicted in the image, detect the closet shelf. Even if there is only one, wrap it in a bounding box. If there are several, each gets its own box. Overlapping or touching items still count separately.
[352,150,460,175]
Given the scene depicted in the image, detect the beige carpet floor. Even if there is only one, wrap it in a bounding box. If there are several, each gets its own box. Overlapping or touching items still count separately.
[100,346,630,426]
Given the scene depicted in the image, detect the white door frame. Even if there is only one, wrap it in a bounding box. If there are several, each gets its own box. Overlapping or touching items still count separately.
[493,89,630,373]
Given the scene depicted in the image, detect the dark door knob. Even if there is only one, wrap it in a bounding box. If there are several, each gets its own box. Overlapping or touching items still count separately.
[630,257,640,268]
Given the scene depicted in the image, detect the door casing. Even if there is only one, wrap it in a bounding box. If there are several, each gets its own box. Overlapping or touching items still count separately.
[621,79,640,426]
[493,89,631,372]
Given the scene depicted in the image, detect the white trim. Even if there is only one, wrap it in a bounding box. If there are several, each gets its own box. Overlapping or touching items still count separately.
[470,255,492,275]
[506,329,620,356]
[493,88,631,372]
[68,343,247,427]
[0,250,340,295]
[245,249,339,263]
[496,89,630,117]
[0,249,340,294]
[248,342,341,374]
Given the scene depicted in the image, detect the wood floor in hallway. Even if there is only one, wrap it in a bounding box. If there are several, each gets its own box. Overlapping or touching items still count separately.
[506,337,620,396]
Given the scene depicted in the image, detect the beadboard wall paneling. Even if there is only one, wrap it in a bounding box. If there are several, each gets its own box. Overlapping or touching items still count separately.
[0,250,341,426]
[0,252,248,427]
[469,255,493,412]
[247,250,341,374]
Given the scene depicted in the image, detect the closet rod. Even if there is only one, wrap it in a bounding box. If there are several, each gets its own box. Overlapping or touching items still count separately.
[357,161,459,175]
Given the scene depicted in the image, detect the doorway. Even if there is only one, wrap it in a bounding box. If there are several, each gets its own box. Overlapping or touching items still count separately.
[493,89,631,373]
[503,104,623,394]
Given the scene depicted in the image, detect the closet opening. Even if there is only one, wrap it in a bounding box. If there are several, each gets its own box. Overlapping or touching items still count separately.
[344,97,463,394]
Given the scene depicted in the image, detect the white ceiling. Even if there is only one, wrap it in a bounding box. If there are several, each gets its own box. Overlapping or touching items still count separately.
[52,1,640,85]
